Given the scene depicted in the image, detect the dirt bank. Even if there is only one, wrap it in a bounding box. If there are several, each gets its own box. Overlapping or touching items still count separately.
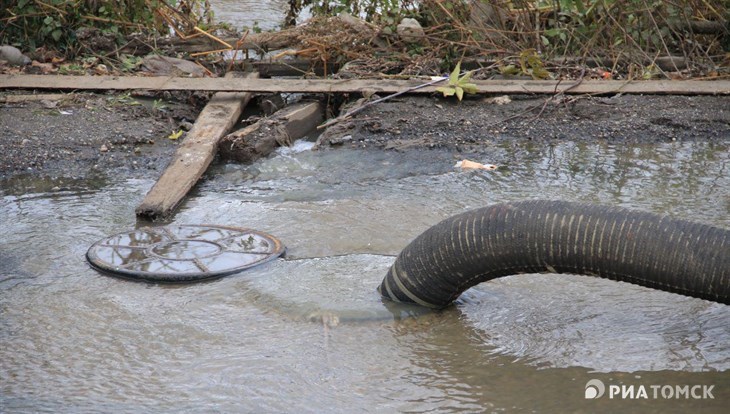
[0,92,200,182]
[1,91,729,187]
[317,94,730,151]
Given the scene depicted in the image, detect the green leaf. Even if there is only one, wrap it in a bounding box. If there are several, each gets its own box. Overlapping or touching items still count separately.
[51,29,62,42]
[435,86,456,97]
[455,86,464,101]
[499,65,519,75]
[43,16,54,25]
[459,70,474,83]
[461,83,479,94]
[18,0,29,9]
[449,61,461,85]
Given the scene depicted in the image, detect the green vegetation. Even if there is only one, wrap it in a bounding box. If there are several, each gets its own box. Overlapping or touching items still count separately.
[1,0,726,77]
[296,0,728,73]
[0,0,213,55]
[435,61,479,100]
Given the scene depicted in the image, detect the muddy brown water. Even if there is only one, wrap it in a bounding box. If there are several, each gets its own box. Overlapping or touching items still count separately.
[1,140,729,412]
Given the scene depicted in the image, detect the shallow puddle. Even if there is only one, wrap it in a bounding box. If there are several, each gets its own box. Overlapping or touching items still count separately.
[1,140,729,412]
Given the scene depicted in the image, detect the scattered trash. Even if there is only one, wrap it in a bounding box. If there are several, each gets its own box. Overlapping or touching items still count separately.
[484,95,512,105]
[455,159,498,170]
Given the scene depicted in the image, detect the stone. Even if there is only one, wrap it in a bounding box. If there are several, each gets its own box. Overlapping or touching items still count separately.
[397,18,425,44]
[0,45,31,66]
[142,55,206,78]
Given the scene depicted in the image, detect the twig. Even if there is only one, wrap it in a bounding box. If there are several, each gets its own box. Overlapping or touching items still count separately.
[317,76,448,130]
[227,30,250,72]
[530,66,586,121]
[192,26,232,49]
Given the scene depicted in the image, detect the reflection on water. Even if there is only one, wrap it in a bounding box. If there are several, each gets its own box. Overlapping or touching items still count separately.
[1,140,729,412]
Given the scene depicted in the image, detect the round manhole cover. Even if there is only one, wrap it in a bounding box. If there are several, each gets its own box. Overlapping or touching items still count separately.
[86,225,285,282]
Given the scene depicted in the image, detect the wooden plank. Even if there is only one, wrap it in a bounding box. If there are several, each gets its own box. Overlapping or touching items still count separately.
[122,31,298,54]
[0,93,72,103]
[253,59,340,77]
[1,74,729,95]
[135,72,257,219]
[220,100,324,163]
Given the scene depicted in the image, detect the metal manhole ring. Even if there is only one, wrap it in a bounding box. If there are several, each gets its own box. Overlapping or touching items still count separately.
[86,224,285,282]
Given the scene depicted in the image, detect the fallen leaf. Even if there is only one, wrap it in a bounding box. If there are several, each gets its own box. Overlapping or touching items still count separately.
[168,129,183,140]
[31,60,55,74]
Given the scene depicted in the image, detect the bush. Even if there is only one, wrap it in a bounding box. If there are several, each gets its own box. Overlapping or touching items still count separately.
[0,0,213,56]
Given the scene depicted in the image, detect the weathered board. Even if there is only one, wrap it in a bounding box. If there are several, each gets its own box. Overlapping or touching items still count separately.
[135,72,258,220]
[0,93,71,103]
[1,74,728,95]
[219,100,324,163]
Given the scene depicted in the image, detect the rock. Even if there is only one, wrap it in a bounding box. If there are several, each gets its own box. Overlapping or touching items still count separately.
[257,94,286,115]
[0,45,31,66]
[397,18,425,44]
[142,55,206,77]
[40,99,58,109]
[94,64,109,75]
[100,144,109,152]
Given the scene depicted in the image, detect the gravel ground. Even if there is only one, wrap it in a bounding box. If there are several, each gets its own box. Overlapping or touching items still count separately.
[1,91,729,187]
[317,94,730,151]
[0,92,199,182]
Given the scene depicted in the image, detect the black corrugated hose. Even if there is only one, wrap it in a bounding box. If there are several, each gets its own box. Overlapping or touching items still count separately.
[379,200,729,308]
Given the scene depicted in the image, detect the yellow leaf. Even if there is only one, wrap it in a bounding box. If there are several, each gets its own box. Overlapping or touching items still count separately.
[455,86,464,101]
[168,129,183,140]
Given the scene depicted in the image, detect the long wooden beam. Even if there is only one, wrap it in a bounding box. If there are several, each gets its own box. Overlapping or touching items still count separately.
[135,72,257,220]
[1,74,728,95]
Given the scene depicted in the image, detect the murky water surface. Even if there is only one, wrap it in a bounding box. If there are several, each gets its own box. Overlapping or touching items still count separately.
[2,140,729,412]
[208,0,289,31]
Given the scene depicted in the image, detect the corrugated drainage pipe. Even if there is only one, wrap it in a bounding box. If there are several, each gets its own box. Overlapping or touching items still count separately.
[378,200,729,308]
